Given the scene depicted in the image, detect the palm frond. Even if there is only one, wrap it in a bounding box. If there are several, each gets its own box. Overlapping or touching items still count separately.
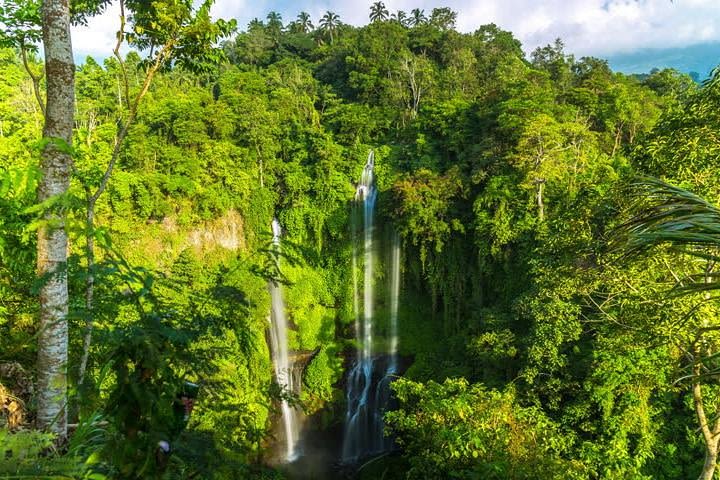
[618,176,720,259]
[615,176,720,294]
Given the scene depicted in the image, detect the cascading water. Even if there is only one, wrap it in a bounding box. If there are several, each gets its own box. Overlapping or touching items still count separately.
[268,219,301,462]
[342,151,401,462]
[388,231,400,375]
[367,229,401,456]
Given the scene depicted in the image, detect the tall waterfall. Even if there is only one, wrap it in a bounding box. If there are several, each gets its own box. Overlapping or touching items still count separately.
[342,151,401,462]
[388,231,400,375]
[268,219,301,462]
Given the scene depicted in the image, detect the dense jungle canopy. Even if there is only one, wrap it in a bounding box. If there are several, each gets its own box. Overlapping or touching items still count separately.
[2,1,720,479]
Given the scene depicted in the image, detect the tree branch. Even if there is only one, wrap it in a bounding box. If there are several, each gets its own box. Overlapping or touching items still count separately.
[694,367,714,446]
[112,2,131,110]
[20,42,45,117]
[78,20,176,386]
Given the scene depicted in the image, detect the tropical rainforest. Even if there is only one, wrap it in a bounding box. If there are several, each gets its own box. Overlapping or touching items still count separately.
[1,0,720,479]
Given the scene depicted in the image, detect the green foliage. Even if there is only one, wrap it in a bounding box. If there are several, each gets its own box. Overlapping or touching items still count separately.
[0,165,40,364]
[79,248,274,478]
[391,167,464,262]
[302,346,342,410]
[124,0,236,73]
[1,5,718,479]
[387,378,585,479]
[0,424,106,479]
[0,0,42,50]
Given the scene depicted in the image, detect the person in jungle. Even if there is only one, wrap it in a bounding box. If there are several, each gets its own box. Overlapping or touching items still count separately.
[156,381,199,472]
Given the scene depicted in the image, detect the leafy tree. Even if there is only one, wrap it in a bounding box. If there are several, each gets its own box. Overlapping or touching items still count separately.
[76,0,236,389]
[531,38,573,88]
[0,0,44,114]
[409,8,427,27]
[429,7,457,31]
[318,11,340,44]
[387,378,585,479]
[642,68,697,100]
[635,72,720,196]
[391,10,408,27]
[265,11,283,42]
[391,167,464,263]
[617,178,720,480]
[229,21,273,65]
[369,1,389,23]
[292,11,313,34]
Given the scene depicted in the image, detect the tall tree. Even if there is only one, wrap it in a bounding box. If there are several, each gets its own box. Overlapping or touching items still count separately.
[398,54,434,118]
[36,0,75,438]
[512,114,572,222]
[429,7,457,30]
[294,11,313,33]
[0,0,116,435]
[266,11,283,40]
[410,8,426,27]
[248,17,264,30]
[392,10,408,27]
[618,178,720,480]
[531,39,573,88]
[369,1,389,23]
[319,11,340,44]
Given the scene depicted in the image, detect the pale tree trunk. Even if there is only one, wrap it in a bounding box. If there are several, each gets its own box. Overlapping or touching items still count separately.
[76,202,95,389]
[536,179,545,222]
[36,0,74,439]
[693,349,720,480]
[611,124,623,157]
[694,378,719,480]
[20,44,45,116]
[697,267,719,480]
[699,445,718,480]
[401,56,422,118]
[533,145,546,223]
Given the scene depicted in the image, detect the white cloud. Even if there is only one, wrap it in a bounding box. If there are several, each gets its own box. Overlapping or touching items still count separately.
[72,3,124,59]
[71,0,720,60]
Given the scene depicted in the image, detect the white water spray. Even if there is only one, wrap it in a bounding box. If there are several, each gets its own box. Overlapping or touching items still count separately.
[268,219,301,462]
[343,151,401,462]
[388,232,400,375]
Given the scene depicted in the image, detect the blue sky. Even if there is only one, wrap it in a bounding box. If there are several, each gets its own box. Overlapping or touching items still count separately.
[72,0,720,74]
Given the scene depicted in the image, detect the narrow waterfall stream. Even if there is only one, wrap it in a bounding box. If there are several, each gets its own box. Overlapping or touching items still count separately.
[268,219,301,462]
[342,151,401,463]
[388,231,400,375]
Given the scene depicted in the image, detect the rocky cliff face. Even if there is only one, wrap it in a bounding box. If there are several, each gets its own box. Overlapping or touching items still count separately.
[119,209,246,268]
[184,209,246,252]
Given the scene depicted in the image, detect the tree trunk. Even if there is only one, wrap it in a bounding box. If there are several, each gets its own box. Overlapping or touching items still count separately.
[20,45,45,116]
[77,201,95,388]
[693,358,720,480]
[611,123,623,157]
[699,442,718,480]
[536,180,545,222]
[36,0,74,439]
